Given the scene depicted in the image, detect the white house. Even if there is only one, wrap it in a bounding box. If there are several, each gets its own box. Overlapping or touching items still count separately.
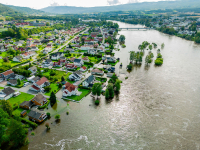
[51,52,64,60]
[74,59,84,67]
[82,75,95,88]
[0,87,15,100]
[28,66,37,74]
[62,82,78,97]
[68,71,82,81]
[29,77,50,92]
[13,56,22,62]
[80,45,94,50]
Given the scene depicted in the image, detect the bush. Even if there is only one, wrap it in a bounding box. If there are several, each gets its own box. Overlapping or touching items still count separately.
[38,100,50,109]
[95,100,99,105]
[55,114,60,120]
[31,132,35,136]
[155,58,163,66]
[47,112,51,119]
[104,70,108,73]
[127,64,132,70]
[21,118,38,128]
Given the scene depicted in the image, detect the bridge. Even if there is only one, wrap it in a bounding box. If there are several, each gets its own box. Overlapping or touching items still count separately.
[119,28,154,30]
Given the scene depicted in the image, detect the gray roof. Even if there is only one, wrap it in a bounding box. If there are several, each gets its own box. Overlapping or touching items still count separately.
[14,56,22,60]
[28,110,45,120]
[32,76,40,82]
[29,66,37,72]
[8,79,17,85]
[20,101,33,108]
[74,59,81,63]
[2,87,15,96]
[45,59,52,63]
[85,75,95,84]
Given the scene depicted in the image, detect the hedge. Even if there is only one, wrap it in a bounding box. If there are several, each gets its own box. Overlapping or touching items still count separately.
[21,118,38,128]
[38,100,50,109]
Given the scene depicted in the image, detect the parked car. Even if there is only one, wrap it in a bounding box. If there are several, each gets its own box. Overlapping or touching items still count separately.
[23,82,29,87]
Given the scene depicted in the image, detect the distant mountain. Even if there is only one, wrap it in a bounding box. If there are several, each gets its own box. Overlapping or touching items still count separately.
[6,5,49,15]
[0,3,22,16]
[40,0,200,14]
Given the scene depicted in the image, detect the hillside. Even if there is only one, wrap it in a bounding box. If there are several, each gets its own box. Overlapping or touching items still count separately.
[40,0,200,14]
[0,3,22,16]
[6,5,49,15]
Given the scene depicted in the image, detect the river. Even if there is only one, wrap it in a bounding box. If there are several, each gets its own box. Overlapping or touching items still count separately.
[22,21,200,150]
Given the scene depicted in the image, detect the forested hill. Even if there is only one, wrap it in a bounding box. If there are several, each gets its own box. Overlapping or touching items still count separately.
[0,3,22,16]
[6,5,49,15]
[41,0,200,14]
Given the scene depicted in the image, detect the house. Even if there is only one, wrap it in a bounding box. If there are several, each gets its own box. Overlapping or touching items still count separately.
[21,52,35,59]
[74,59,83,67]
[82,75,95,88]
[69,57,76,62]
[64,48,74,52]
[80,45,94,50]
[91,68,104,75]
[7,79,18,86]
[28,76,40,83]
[13,56,22,62]
[43,59,53,67]
[80,66,87,72]
[28,110,47,123]
[88,49,97,55]
[33,40,41,45]
[53,61,62,67]
[51,52,64,60]
[107,56,116,63]
[20,101,33,110]
[1,70,14,80]
[21,110,27,117]
[82,56,89,62]
[62,82,78,97]
[104,42,109,47]
[26,38,33,46]
[65,63,77,70]
[68,71,82,81]
[15,74,25,80]
[28,66,37,74]
[59,59,67,64]
[30,77,50,92]
[31,94,47,106]
[0,87,15,100]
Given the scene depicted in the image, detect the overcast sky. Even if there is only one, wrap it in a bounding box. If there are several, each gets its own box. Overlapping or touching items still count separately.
[0,0,166,9]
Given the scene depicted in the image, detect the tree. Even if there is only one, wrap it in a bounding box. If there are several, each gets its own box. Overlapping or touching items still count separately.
[149,45,152,50]
[46,112,51,119]
[44,86,51,92]
[17,79,21,85]
[1,100,13,116]
[3,57,9,62]
[92,83,102,98]
[7,119,27,147]
[161,43,165,49]
[45,123,50,130]
[61,76,65,82]
[107,83,114,98]
[130,51,135,62]
[49,92,56,105]
[0,108,9,146]
[46,22,50,26]
[145,55,151,65]
[58,83,62,88]
[119,35,125,42]
[96,84,102,98]
[55,114,60,120]
[115,79,121,92]
[105,89,110,99]
[107,36,113,45]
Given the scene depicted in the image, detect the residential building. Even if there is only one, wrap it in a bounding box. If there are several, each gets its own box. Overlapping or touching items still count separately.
[20,101,33,110]
[91,68,104,75]
[30,77,50,92]
[82,75,95,87]
[68,71,82,81]
[31,94,47,106]
[7,79,18,86]
[51,52,64,60]
[0,87,15,100]
[1,70,14,80]
[28,66,37,74]
[80,66,87,72]
[13,56,22,62]
[74,59,83,67]
[28,110,47,123]
[62,82,78,97]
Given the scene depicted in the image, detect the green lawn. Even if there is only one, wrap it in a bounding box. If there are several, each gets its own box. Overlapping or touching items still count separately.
[44,83,60,96]
[0,28,8,32]
[12,108,30,116]
[0,52,7,57]
[96,77,107,83]
[43,70,72,82]
[0,87,4,89]
[8,92,34,108]
[22,25,36,29]
[107,60,119,66]
[63,88,91,101]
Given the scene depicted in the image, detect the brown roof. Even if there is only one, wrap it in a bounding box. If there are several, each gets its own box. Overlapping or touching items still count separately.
[31,94,46,104]
[31,85,40,91]
[64,82,77,92]
[92,69,103,73]
[81,66,87,70]
[82,56,89,60]
[2,70,14,76]
[36,77,48,86]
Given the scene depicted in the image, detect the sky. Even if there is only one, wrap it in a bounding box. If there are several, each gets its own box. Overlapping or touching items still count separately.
[0,0,166,9]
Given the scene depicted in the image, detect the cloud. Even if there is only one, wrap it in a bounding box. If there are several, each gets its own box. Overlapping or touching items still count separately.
[50,2,60,6]
[107,0,120,5]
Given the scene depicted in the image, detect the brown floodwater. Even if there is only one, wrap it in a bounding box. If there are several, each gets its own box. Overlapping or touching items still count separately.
[21,21,200,150]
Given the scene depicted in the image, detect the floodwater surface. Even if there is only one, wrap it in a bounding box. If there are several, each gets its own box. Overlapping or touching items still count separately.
[21,21,200,150]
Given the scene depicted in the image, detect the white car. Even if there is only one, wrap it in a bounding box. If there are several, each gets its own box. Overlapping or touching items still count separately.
[23,82,29,87]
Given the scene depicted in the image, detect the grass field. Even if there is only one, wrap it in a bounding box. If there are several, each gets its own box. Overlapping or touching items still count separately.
[12,108,31,116]
[107,60,119,66]
[63,88,91,101]
[43,70,72,82]
[23,25,36,29]
[25,19,48,22]
[0,28,8,32]
[0,87,4,89]
[44,83,60,96]
[8,92,34,108]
